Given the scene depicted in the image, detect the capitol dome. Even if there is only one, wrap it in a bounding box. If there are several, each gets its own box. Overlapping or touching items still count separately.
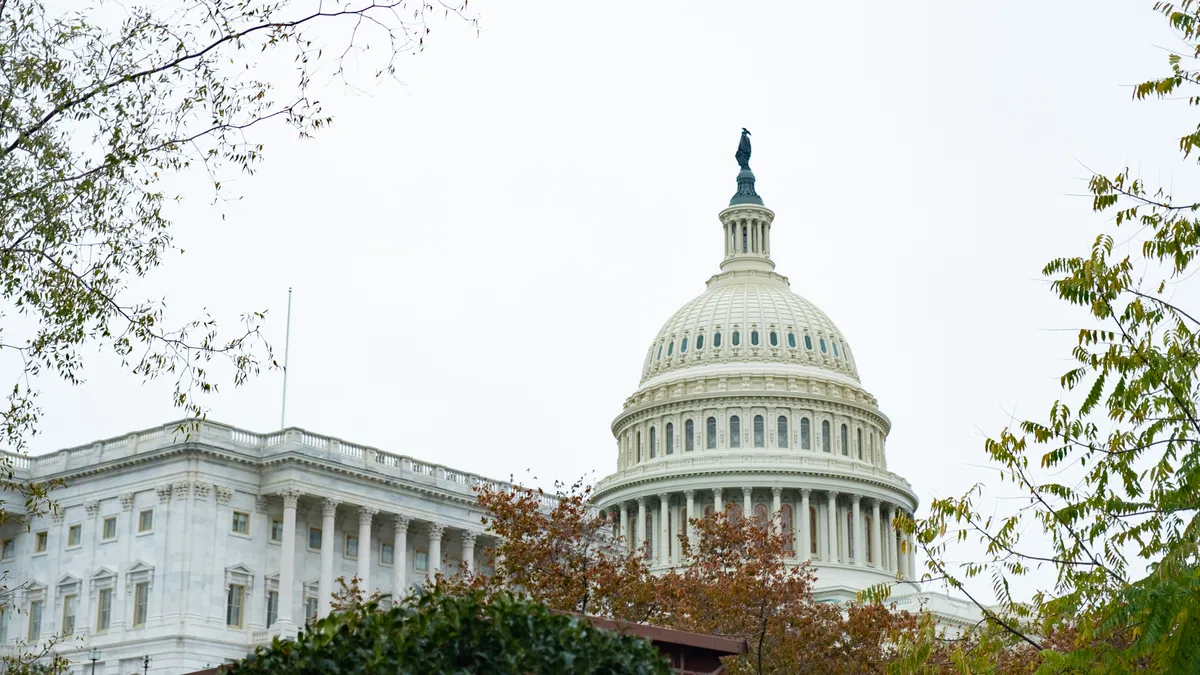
[594,131,920,601]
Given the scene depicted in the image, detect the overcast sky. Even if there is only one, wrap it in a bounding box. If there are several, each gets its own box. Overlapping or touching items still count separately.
[29,0,1200,597]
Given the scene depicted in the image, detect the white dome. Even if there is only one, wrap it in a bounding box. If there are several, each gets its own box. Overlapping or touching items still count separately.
[640,272,859,385]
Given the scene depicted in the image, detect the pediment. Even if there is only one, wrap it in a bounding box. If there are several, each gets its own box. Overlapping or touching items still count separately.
[56,573,81,587]
[126,560,154,576]
[91,566,116,581]
[225,563,254,577]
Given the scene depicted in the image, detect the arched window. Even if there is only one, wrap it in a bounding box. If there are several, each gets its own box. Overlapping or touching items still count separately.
[667,341,674,356]
[753,503,768,527]
[810,507,819,555]
[819,338,827,353]
[865,515,873,564]
[666,423,675,455]
[781,505,794,554]
[637,431,643,462]
[804,335,813,350]
[714,332,722,348]
[841,424,849,456]
[769,331,778,347]
[649,427,657,458]
[706,417,717,449]
[657,345,663,360]
[680,337,688,353]
[821,421,831,453]
[787,333,796,348]
[696,334,705,350]
[777,416,789,448]
[800,418,811,450]
[730,416,741,448]
[732,331,741,346]
[728,503,743,524]
[753,415,764,447]
[751,330,760,346]
[645,513,654,559]
[856,428,863,460]
[685,420,695,452]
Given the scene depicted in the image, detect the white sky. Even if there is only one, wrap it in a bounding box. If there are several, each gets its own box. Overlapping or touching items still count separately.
[28,0,1200,598]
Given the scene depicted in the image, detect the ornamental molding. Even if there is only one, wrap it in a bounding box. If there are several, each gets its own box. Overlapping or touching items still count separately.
[322,499,340,518]
[84,501,100,518]
[193,482,212,500]
[255,496,269,513]
[119,493,136,511]
[155,485,172,504]
[214,485,233,504]
[51,510,64,524]
[172,481,191,500]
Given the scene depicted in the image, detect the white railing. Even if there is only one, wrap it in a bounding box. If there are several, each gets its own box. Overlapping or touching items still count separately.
[410,461,435,477]
[338,443,366,459]
[231,430,260,446]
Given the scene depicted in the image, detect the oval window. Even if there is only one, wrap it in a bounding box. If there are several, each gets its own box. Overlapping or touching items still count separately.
[680,337,688,353]
[819,338,827,353]
[832,342,839,357]
[696,334,705,350]
[713,332,722,348]
[804,335,813,350]
[769,331,778,347]
[732,331,741,346]
[667,341,674,356]
[750,331,759,346]
[787,333,796,348]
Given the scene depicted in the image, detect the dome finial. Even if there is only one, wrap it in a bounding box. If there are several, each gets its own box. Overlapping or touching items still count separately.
[730,128,763,206]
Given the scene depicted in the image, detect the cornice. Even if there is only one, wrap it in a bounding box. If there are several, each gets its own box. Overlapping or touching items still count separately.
[612,389,891,434]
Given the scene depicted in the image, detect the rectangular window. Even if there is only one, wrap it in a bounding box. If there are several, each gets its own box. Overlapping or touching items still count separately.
[96,588,112,632]
[308,527,322,551]
[133,581,149,627]
[265,590,279,627]
[304,597,319,625]
[226,584,245,628]
[0,539,13,560]
[231,511,250,535]
[270,519,283,542]
[381,542,394,565]
[415,550,428,571]
[34,531,47,553]
[138,509,153,533]
[344,534,359,559]
[67,524,82,548]
[61,594,77,636]
[27,600,42,641]
[102,516,117,541]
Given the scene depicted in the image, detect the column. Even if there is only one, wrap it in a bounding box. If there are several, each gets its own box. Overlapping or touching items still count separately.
[426,524,444,581]
[658,494,670,566]
[771,487,782,530]
[799,489,811,561]
[669,499,681,565]
[357,507,377,592]
[839,503,849,563]
[742,487,752,518]
[619,503,630,551]
[392,515,410,602]
[870,500,882,568]
[825,491,838,562]
[277,488,301,638]
[851,495,864,567]
[636,498,648,557]
[683,490,696,550]
[907,522,918,578]
[886,505,898,573]
[461,532,477,573]
[713,488,724,513]
[318,498,339,618]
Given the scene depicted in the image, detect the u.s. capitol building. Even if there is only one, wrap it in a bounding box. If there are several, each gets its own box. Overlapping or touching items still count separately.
[0,140,977,673]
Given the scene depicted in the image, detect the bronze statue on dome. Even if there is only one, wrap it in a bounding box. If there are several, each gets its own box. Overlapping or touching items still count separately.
[735,128,752,170]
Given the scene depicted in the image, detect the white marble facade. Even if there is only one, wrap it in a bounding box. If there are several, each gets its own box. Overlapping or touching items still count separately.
[0,422,502,673]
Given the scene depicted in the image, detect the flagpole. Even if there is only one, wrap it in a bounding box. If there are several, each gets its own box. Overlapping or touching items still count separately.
[280,287,292,430]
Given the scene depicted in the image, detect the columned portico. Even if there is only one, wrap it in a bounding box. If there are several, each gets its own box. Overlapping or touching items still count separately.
[357,507,377,591]
[277,488,301,638]
[427,524,444,581]
[393,515,410,602]
[462,531,477,573]
[825,491,838,562]
[799,489,811,560]
[318,498,339,617]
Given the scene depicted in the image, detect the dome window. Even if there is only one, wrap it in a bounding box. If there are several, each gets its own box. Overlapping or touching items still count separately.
[750,331,760,346]
[769,331,778,347]
[666,423,675,455]
[777,416,788,448]
[685,420,695,452]
[680,338,688,353]
[832,342,840,357]
[713,332,722,348]
[732,331,741,347]
[667,341,674,356]
[706,417,717,449]
[753,415,764,447]
[787,333,796,349]
[657,345,663,361]
[804,335,813,350]
[821,421,831,453]
[800,418,811,450]
[857,428,863,460]
[649,427,657,458]
[696,334,704,350]
[729,416,741,448]
[819,338,827,353]
[840,424,849,456]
